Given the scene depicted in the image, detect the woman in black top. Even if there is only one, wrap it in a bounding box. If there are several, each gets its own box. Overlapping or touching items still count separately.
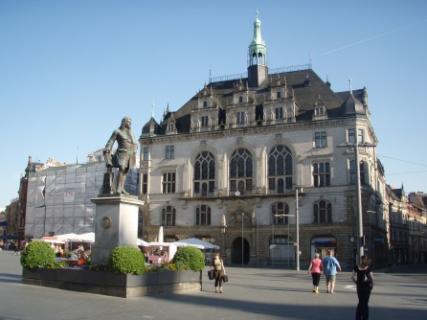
[352,255,374,320]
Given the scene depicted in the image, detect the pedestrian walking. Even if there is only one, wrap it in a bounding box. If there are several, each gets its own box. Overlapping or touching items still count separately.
[352,255,374,320]
[308,252,322,294]
[322,250,341,293]
[212,253,226,293]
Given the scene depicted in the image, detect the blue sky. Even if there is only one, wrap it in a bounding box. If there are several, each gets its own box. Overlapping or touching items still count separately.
[1,0,427,208]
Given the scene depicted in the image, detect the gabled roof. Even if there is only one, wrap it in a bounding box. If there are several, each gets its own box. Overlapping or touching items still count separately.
[141,117,161,136]
[392,188,404,199]
[341,92,366,115]
[408,192,426,209]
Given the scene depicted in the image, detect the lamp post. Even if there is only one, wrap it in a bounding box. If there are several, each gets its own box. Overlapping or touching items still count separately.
[354,131,364,262]
[295,186,300,271]
[36,175,47,237]
[241,212,244,266]
[271,215,274,266]
[221,214,227,260]
[338,128,376,264]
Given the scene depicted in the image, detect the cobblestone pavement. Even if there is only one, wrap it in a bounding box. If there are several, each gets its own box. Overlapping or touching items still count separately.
[1,251,426,320]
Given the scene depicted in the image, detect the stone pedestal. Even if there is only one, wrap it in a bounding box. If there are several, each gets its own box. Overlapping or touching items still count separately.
[91,196,144,266]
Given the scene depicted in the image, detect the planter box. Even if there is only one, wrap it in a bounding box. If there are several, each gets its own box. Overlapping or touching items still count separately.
[22,268,202,298]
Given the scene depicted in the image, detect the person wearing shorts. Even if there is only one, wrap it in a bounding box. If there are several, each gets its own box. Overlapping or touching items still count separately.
[322,250,341,293]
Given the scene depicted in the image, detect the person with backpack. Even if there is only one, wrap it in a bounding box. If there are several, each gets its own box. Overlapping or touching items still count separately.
[352,255,374,320]
[322,250,341,294]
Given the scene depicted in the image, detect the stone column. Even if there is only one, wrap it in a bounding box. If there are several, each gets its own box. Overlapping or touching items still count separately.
[91,196,144,266]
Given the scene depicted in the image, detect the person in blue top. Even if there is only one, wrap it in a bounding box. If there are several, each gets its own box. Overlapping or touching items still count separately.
[322,250,341,293]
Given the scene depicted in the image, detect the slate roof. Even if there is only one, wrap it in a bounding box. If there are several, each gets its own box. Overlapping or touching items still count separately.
[408,192,426,209]
[392,188,404,199]
[141,68,368,137]
[141,117,162,136]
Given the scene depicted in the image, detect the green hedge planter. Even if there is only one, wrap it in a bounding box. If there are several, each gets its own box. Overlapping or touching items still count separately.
[22,268,202,298]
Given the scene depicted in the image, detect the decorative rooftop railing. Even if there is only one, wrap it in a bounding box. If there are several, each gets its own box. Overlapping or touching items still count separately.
[209,63,312,83]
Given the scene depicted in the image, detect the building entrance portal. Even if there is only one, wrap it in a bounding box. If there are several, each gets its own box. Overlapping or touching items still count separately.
[232,237,250,265]
[311,236,337,258]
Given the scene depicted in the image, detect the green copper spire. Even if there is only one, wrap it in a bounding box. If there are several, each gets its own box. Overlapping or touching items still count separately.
[248,13,267,66]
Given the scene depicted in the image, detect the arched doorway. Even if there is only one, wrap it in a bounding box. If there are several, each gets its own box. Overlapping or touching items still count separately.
[232,237,250,264]
[311,236,337,258]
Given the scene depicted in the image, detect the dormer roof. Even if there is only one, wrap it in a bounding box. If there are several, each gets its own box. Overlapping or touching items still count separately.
[141,117,161,136]
[342,92,366,115]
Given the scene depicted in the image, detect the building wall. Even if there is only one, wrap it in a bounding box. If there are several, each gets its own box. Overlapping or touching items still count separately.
[5,199,19,237]
[141,116,383,268]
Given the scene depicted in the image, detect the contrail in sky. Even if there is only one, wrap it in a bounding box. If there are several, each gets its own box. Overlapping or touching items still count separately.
[321,18,427,56]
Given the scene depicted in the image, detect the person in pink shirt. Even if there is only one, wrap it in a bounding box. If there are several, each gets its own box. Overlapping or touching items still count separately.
[308,252,323,293]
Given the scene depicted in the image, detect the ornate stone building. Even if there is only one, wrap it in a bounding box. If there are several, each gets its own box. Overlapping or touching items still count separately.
[387,185,409,264]
[139,17,388,268]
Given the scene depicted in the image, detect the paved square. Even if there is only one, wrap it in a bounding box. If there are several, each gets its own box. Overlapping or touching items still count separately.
[1,252,426,320]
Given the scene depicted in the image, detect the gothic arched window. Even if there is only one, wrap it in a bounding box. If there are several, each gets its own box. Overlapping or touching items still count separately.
[313,200,332,224]
[194,151,215,196]
[162,206,176,226]
[230,148,253,195]
[268,145,293,193]
[196,205,211,225]
[272,202,289,225]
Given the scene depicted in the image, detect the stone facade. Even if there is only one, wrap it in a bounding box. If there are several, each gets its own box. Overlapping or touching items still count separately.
[139,17,389,269]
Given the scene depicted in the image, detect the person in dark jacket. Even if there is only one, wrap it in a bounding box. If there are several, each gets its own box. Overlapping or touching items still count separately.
[352,255,374,320]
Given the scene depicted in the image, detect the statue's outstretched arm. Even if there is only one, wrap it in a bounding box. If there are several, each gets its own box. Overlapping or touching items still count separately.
[105,130,118,151]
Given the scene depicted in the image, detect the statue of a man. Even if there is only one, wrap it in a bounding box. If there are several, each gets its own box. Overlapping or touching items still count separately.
[102,117,137,195]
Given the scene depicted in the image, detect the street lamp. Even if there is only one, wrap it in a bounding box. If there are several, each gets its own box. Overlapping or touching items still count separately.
[221,214,227,260]
[295,186,303,271]
[338,128,376,264]
[241,212,244,266]
[36,176,47,237]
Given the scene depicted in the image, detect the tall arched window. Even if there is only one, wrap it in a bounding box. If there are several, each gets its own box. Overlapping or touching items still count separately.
[313,200,332,224]
[272,202,289,225]
[268,145,293,193]
[230,148,253,194]
[195,205,211,225]
[162,206,176,226]
[194,151,215,196]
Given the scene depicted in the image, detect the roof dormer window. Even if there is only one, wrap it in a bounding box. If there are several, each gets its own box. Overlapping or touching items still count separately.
[166,119,177,135]
[203,100,208,108]
[313,104,328,121]
[315,105,325,116]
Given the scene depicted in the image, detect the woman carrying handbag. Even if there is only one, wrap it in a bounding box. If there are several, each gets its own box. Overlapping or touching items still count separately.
[212,253,226,293]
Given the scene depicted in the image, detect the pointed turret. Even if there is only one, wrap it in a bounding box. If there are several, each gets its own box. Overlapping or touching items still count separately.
[247,14,268,88]
[343,92,365,115]
[141,117,160,137]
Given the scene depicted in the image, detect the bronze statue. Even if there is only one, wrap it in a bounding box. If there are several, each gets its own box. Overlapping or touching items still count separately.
[102,117,137,195]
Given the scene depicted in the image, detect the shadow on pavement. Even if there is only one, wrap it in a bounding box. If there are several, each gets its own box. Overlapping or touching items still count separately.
[150,292,427,320]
